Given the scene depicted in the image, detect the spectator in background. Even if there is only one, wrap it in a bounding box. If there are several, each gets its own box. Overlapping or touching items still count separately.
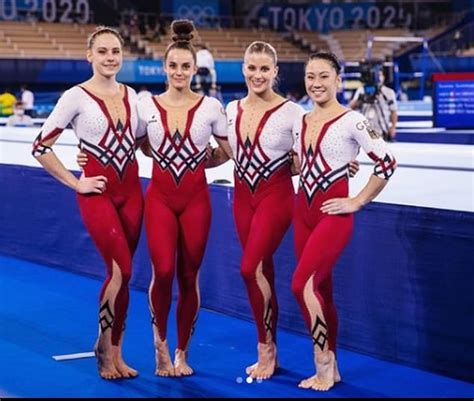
[195,44,217,93]
[6,101,34,127]
[20,84,35,117]
[0,87,17,116]
[144,22,161,43]
[453,30,464,55]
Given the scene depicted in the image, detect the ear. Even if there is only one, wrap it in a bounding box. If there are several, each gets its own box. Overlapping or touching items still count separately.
[241,63,246,75]
[274,65,279,77]
[193,64,198,75]
[86,50,93,63]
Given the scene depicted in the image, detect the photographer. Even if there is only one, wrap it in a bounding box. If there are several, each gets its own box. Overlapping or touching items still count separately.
[349,67,398,142]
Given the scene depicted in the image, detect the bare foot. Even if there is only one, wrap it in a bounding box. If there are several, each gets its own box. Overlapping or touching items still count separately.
[174,348,194,376]
[154,338,175,377]
[298,350,336,391]
[94,340,121,380]
[245,362,258,376]
[246,342,278,380]
[112,345,138,378]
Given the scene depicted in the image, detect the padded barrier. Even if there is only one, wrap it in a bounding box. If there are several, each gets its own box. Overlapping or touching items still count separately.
[1,163,473,382]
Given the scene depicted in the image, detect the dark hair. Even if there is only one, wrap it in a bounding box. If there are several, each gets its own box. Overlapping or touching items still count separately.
[163,19,196,63]
[244,41,278,64]
[306,51,342,75]
[87,25,124,49]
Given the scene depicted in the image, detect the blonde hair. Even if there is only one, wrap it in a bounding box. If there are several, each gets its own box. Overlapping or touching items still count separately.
[244,41,278,64]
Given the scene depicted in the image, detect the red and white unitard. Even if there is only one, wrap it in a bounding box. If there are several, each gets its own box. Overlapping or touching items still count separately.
[291,109,396,353]
[137,95,227,350]
[225,99,305,344]
[32,85,144,346]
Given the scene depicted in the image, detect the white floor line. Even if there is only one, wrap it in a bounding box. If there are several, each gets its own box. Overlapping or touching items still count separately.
[52,351,95,361]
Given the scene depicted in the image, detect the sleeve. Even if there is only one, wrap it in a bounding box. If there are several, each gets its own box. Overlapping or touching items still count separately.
[210,98,228,140]
[350,112,397,180]
[136,97,148,140]
[387,87,398,112]
[292,111,304,156]
[32,87,80,157]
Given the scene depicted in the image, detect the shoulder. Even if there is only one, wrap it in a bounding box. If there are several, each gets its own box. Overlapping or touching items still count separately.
[225,99,239,113]
[137,94,155,112]
[284,100,306,115]
[58,86,84,102]
[381,85,396,96]
[204,95,223,109]
[342,109,367,127]
[124,84,138,98]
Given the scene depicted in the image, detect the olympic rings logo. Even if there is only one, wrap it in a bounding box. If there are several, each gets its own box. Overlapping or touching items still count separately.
[176,5,217,27]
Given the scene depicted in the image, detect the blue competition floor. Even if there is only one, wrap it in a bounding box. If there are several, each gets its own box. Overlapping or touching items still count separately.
[1,254,473,398]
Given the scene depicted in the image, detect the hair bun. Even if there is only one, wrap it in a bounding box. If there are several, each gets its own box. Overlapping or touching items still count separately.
[171,19,194,43]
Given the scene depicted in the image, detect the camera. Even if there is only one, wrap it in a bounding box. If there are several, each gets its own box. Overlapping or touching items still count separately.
[359,62,382,104]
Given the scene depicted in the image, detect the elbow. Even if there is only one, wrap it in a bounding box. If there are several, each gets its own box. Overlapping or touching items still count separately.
[32,143,52,159]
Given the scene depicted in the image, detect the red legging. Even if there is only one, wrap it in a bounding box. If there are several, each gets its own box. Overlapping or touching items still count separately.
[291,179,353,354]
[77,157,143,346]
[233,168,294,344]
[145,168,211,351]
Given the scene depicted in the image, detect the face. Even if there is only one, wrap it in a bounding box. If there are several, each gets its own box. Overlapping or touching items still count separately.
[164,48,197,90]
[87,33,123,78]
[304,59,341,106]
[243,53,278,95]
[14,106,25,116]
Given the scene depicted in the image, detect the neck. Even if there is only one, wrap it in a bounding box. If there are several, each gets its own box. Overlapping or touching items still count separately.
[246,89,277,105]
[312,98,341,116]
[89,74,120,92]
[166,86,194,103]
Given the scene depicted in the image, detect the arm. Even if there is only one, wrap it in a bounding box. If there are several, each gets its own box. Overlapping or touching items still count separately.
[290,151,300,176]
[386,88,398,139]
[36,151,106,194]
[206,138,232,168]
[320,174,387,214]
[206,99,233,168]
[32,88,107,194]
[138,136,152,157]
[388,110,397,139]
[321,116,396,215]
